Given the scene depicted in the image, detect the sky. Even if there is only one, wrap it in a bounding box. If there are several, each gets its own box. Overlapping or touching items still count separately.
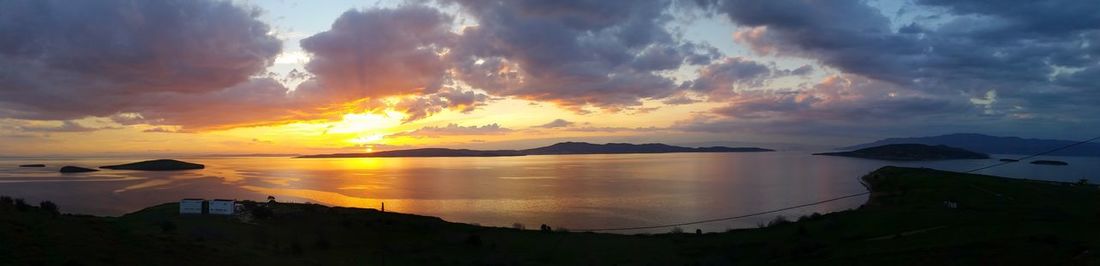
[0,0,1098,156]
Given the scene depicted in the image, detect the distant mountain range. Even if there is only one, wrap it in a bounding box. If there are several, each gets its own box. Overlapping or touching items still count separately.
[840,133,1100,157]
[298,142,773,158]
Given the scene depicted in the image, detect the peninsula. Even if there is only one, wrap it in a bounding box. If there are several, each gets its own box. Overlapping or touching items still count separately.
[298,142,773,158]
[814,144,990,161]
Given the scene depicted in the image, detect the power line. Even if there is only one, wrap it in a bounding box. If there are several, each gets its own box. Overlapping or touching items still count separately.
[963,136,1100,173]
[569,135,1099,233]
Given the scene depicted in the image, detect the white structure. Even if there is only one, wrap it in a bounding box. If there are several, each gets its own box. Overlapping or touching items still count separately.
[180,199,203,214]
[209,199,235,215]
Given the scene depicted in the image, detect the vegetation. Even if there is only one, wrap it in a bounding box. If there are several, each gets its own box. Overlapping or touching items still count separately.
[1,166,1097,265]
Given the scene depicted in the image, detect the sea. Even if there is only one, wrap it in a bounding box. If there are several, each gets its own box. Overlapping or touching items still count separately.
[1,152,1096,233]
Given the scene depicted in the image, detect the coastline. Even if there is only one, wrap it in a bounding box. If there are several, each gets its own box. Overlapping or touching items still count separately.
[3,166,1096,265]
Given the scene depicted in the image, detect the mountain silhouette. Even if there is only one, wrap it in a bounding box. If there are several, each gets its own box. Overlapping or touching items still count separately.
[298,142,773,158]
[840,133,1100,157]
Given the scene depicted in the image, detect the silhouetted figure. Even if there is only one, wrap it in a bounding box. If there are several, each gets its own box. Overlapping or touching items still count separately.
[381,201,385,212]
[696,229,702,235]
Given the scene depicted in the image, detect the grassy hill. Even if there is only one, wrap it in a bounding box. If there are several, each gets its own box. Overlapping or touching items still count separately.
[2,166,1097,265]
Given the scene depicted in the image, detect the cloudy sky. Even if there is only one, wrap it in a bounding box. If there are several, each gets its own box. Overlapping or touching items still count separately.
[1,0,1097,156]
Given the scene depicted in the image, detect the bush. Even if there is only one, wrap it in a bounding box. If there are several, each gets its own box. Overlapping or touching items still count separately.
[39,201,59,216]
[766,215,790,227]
[14,198,30,212]
[669,227,684,234]
[0,196,13,206]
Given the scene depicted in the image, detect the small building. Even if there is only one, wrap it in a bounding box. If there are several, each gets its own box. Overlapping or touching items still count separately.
[209,199,235,215]
[180,198,203,214]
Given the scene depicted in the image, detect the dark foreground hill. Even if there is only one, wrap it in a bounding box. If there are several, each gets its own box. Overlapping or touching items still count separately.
[2,167,1097,265]
[841,133,1100,157]
[815,144,990,161]
[299,142,773,158]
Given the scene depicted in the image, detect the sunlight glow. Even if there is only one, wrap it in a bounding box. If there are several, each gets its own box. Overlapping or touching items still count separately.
[327,110,406,134]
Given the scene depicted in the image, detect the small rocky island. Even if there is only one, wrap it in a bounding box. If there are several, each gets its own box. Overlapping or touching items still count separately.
[1029,160,1069,166]
[59,166,98,173]
[999,159,1020,162]
[814,144,990,161]
[18,164,46,167]
[99,159,204,171]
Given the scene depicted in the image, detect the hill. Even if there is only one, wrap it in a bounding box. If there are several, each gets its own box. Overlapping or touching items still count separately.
[99,159,204,171]
[521,142,772,155]
[2,167,1096,265]
[815,144,990,161]
[297,148,524,158]
[299,142,773,158]
[841,133,1100,157]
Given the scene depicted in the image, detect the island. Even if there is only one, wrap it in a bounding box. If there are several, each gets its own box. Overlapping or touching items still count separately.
[1030,160,1069,166]
[298,148,524,158]
[18,164,46,167]
[2,166,1096,265]
[59,166,98,173]
[998,158,1020,162]
[839,133,1100,157]
[99,159,204,171]
[814,143,990,161]
[298,142,774,158]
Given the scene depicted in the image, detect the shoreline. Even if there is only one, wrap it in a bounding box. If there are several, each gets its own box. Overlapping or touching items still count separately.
[3,166,1098,265]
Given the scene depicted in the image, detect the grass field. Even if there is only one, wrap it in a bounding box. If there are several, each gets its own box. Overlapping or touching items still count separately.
[2,166,1097,265]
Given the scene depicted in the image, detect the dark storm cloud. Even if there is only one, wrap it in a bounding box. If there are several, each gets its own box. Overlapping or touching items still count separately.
[447,0,719,109]
[0,0,332,131]
[673,74,974,137]
[0,0,281,121]
[297,6,457,105]
[697,0,1100,132]
[682,57,810,97]
[394,88,491,122]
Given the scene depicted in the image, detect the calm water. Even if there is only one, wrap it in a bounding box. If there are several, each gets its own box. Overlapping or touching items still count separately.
[1,152,1097,233]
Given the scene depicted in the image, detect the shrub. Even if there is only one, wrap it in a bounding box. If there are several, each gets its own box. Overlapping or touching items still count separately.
[0,196,12,206]
[14,198,30,212]
[39,201,59,216]
[669,227,684,234]
[766,215,790,227]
